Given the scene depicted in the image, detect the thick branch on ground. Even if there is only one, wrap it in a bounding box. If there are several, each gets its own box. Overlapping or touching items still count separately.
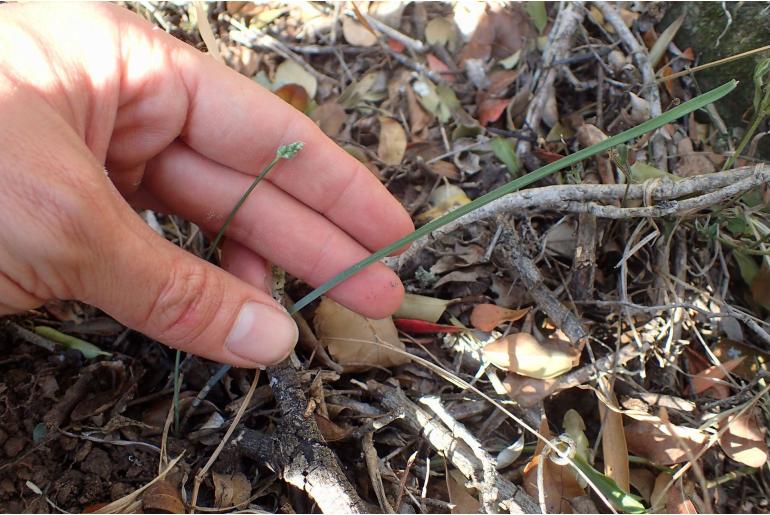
[517,3,584,156]
[392,165,770,272]
[368,381,540,514]
[256,360,370,513]
[592,1,666,169]
[569,213,598,301]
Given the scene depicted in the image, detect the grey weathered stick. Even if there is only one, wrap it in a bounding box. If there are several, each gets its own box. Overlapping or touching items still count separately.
[266,360,371,513]
[420,395,500,514]
[593,1,666,169]
[517,3,584,157]
[495,218,588,345]
[369,381,540,514]
[393,165,770,272]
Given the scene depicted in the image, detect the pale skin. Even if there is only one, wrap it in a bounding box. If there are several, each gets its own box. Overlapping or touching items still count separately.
[0,3,414,367]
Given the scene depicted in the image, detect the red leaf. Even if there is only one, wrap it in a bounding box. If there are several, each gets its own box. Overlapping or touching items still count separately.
[388,38,405,53]
[426,53,456,82]
[533,149,564,163]
[394,318,463,334]
[477,97,509,126]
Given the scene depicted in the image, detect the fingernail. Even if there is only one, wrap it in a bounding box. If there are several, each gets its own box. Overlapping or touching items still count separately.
[225,302,298,366]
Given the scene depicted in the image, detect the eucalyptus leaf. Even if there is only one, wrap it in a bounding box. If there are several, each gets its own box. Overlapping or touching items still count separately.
[525,1,548,34]
[34,326,110,359]
[571,455,646,514]
[490,137,520,177]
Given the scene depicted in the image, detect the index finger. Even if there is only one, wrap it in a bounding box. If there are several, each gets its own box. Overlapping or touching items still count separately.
[151,18,415,253]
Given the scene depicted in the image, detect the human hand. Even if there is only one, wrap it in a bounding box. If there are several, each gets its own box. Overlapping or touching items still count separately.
[0,3,413,367]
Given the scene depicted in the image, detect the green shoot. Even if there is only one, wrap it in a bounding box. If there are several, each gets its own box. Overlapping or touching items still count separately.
[724,58,770,170]
[173,141,304,435]
[289,80,737,315]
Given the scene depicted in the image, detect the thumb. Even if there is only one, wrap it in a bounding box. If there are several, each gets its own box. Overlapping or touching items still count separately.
[83,217,297,368]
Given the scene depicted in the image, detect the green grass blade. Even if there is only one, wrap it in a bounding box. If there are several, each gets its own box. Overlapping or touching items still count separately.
[290,80,736,315]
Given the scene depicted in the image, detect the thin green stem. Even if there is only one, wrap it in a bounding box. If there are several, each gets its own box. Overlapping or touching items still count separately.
[204,155,281,261]
[724,111,766,171]
[290,81,737,315]
[172,141,303,435]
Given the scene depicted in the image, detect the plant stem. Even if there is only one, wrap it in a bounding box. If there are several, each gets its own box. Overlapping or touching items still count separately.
[172,142,303,435]
[204,155,281,261]
[723,112,766,171]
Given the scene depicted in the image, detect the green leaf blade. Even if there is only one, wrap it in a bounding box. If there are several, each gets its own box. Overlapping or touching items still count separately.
[290,80,737,314]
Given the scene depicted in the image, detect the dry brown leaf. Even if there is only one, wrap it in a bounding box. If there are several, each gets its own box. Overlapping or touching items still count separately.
[718,408,769,467]
[598,383,630,492]
[482,332,579,379]
[311,101,347,137]
[314,297,409,372]
[274,83,310,113]
[427,160,460,179]
[406,85,432,135]
[523,417,585,513]
[315,414,352,442]
[676,137,717,177]
[459,4,535,63]
[342,16,378,46]
[142,479,185,514]
[377,117,407,166]
[651,473,696,514]
[447,469,481,514]
[212,472,251,509]
[628,468,655,503]
[690,356,745,394]
[624,419,707,465]
[470,304,529,331]
[477,97,510,126]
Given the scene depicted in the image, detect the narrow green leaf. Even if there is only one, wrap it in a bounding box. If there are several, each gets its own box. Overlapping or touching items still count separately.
[34,326,110,359]
[490,137,520,177]
[525,1,548,34]
[290,80,737,314]
[734,249,760,286]
[571,455,646,513]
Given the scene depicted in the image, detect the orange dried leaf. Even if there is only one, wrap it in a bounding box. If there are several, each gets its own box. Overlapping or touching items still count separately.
[274,83,310,112]
[470,304,529,331]
[315,414,352,442]
[477,97,510,126]
[690,356,745,394]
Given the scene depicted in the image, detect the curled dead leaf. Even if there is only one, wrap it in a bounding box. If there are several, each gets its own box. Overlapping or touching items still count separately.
[470,304,529,331]
[377,117,407,166]
[482,332,580,379]
[315,414,352,442]
[314,297,409,372]
[718,408,768,468]
[273,83,310,113]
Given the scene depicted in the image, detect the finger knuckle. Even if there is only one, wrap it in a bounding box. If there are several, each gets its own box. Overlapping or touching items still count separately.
[147,263,225,345]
